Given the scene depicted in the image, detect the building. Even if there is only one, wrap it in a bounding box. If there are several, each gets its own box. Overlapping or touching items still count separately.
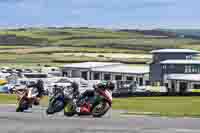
[62,62,121,80]
[62,62,149,87]
[150,48,200,93]
[161,60,200,93]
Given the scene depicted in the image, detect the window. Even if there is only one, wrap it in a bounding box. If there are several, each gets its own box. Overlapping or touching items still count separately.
[185,65,188,73]
[81,71,88,80]
[192,65,196,73]
[104,74,111,80]
[139,77,143,86]
[185,65,192,73]
[63,72,68,77]
[193,84,200,89]
[23,74,47,78]
[165,83,168,88]
[186,55,192,59]
[162,65,166,69]
[152,81,160,86]
[126,76,133,81]
[93,72,100,80]
[153,55,159,62]
[115,75,122,80]
[185,65,200,73]
[169,64,175,69]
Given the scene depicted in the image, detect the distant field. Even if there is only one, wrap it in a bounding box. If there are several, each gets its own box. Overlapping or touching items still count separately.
[0,27,200,52]
[53,53,152,59]
[0,27,199,65]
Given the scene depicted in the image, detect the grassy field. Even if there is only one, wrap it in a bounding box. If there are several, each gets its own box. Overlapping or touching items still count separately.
[0,28,199,51]
[1,94,200,117]
[0,27,199,65]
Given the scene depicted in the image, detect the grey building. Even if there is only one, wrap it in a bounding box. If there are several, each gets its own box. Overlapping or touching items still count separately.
[161,60,200,93]
[150,49,199,86]
[150,49,200,92]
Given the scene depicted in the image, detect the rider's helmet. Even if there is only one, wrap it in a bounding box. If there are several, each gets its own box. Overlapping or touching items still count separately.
[94,80,115,91]
[106,81,115,91]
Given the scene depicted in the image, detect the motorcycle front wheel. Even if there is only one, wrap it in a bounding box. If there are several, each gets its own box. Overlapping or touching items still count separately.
[92,101,110,118]
[16,99,29,112]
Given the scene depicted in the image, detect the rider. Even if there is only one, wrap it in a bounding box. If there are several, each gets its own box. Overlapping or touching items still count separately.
[27,79,45,105]
[76,80,115,105]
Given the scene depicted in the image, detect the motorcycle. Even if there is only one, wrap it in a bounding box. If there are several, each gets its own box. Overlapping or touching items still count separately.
[46,84,112,117]
[14,85,39,112]
[46,84,75,114]
[64,88,112,118]
[46,86,65,114]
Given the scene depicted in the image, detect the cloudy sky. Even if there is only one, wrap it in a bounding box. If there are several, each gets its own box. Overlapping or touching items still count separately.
[0,0,199,29]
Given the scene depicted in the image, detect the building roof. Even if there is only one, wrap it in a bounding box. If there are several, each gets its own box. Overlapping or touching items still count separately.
[160,60,200,64]
[92,65,149,74]
[167,74,200,81]
[150,49,199,54]
[63,62,121,69]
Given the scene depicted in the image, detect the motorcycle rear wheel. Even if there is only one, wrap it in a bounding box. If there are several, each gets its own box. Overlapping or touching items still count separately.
[46,98,64,115]
[92,101,110,118]
[64,101,76,117]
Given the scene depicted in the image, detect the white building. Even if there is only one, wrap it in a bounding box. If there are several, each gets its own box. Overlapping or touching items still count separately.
[62,62,149,86]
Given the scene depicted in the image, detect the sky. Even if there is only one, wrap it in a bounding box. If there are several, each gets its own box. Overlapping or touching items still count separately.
[0,0,199,29]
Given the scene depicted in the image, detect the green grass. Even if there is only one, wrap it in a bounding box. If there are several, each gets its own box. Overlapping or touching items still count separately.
[0,94,49,106]
[112,97,200,117]
[1,94,200,117]
[0,94,17,104]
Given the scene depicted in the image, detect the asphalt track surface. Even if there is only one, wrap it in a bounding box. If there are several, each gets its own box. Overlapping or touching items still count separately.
[1,105,200,133]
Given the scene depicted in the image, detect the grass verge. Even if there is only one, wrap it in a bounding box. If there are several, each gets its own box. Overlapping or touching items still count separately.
[112,97,200,117]
[0,94,49,106]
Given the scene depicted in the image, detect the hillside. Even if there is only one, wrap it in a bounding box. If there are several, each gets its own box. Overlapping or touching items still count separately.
[1,27,200,52]
[158,29,200,39]
[0,27,199,66]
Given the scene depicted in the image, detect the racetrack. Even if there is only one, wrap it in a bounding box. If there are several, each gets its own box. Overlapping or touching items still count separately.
[1,105,200,133]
